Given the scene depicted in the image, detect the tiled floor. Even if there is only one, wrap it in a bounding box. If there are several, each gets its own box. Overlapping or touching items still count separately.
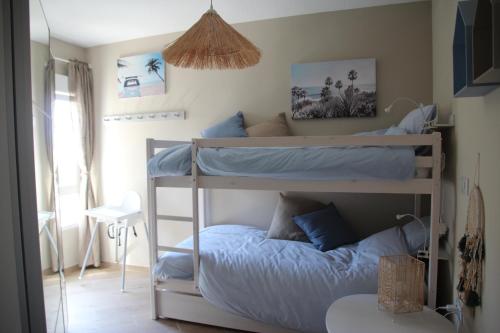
[43,265,241,333]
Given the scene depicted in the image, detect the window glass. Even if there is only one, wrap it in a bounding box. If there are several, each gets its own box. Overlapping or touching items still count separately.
[53,74,81,228]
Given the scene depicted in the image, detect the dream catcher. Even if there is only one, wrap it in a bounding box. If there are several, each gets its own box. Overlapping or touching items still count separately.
[457,154,485,307]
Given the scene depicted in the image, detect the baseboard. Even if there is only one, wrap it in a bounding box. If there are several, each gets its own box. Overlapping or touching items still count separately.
[42,264,79,277]
[99,261,149,272]
[43,261,148,278]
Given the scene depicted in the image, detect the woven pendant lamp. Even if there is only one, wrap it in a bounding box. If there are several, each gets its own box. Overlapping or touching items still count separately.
[162,1,261,70]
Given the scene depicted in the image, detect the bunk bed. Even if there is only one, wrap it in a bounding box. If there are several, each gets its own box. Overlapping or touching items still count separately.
[146,132,443,333]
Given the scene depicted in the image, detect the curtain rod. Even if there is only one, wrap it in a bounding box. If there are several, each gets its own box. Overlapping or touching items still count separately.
[53,56,92,68]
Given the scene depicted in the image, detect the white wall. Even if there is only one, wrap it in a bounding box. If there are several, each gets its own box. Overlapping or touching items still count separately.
[87,2,433,267]
[432,1,500,332]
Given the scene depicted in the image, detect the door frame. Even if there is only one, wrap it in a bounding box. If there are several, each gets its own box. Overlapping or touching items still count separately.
[0,0,47,331]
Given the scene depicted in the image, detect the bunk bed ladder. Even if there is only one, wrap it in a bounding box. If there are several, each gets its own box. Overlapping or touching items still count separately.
[146,139,159,319]
[147,139,201,320]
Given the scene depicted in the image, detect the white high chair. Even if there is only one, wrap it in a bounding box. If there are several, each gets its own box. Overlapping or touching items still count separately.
[79,191,147,292]
[38,211,58,255]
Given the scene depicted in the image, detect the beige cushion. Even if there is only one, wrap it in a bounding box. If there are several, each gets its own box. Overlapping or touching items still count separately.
[246,113,291,137]
[267,193,325,241]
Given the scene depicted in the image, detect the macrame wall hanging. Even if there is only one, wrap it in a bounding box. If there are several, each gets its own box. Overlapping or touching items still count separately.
[457,154,485,308]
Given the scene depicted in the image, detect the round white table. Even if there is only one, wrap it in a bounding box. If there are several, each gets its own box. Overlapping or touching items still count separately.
[326,294,455,333]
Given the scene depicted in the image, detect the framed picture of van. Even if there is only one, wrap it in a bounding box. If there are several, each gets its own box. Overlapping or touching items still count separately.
[117,52,165,99]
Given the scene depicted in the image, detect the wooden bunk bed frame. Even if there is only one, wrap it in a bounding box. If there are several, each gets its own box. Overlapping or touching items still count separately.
[146,132,443,333]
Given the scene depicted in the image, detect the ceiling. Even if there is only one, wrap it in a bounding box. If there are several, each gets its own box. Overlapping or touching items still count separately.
[34,0,425,48]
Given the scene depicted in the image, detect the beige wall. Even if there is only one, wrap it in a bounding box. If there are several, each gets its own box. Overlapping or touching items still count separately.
[432,1,500,332]
[31,41,51,270]
[51,37,88,74]
[31,41,50,213]
[87,2,432,267]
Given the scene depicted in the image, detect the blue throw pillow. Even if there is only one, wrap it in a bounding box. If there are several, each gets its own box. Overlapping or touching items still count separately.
[293,203,357,252]
[201,111,247,138]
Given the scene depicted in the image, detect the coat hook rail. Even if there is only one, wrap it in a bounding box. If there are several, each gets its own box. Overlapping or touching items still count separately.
[103,110,186,122]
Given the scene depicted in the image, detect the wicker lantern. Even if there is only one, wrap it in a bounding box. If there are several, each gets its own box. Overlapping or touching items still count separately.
[378,255,425,313]
[162,1,261,70]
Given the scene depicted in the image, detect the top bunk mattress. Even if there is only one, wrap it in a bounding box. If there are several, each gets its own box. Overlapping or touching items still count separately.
[147,140,416,181]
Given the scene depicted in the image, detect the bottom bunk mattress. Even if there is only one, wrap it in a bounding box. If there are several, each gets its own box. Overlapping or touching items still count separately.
[154,224,409,333]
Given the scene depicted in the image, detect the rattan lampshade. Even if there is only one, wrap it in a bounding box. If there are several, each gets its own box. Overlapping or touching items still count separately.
[162,4,261,70]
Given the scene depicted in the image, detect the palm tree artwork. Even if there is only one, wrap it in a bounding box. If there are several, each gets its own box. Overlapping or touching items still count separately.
[348,70,358,88]
[325,76,333,88]
[334,80,343,94]
[118,52,166,99]
[299,88,307,102]
[145,58,165,82]
[290,59,376,119]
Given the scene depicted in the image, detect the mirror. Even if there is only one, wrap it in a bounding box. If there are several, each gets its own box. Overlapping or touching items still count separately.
[30,0,67,332]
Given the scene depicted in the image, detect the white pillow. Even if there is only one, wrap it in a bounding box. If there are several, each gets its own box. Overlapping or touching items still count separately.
[398,104,436,134]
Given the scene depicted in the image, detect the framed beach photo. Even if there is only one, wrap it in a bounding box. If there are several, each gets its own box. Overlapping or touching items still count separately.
[117,52,165,98]
[291,58,376,120]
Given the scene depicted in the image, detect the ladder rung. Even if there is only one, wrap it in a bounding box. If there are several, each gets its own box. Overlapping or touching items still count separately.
[158,246,193,254]
[157,215,193,223]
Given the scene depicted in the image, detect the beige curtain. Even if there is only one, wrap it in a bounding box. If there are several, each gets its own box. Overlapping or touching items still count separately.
[68,60,101,268]
[44,59,61,272]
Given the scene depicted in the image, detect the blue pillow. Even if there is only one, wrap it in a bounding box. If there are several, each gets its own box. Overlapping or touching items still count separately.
[354,128,388,136]
[201,111,247,138]
[402,216,430,255]
[384,125,407,136]
[398,104,437,134]
[355,226,409,265]
[293,203,357,252]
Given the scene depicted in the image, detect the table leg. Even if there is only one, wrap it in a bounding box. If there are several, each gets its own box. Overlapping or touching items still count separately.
[121,224,129,292]
[115,223,119,263]
[79,222,100,280]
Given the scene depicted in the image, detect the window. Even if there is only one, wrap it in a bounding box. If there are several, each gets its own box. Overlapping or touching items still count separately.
[53,74,81,228]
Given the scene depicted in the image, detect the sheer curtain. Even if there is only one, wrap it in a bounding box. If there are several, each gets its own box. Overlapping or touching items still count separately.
[68,60,101,268]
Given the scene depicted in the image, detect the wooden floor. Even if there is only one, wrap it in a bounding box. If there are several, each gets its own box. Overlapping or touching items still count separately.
[43,265,242,333]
